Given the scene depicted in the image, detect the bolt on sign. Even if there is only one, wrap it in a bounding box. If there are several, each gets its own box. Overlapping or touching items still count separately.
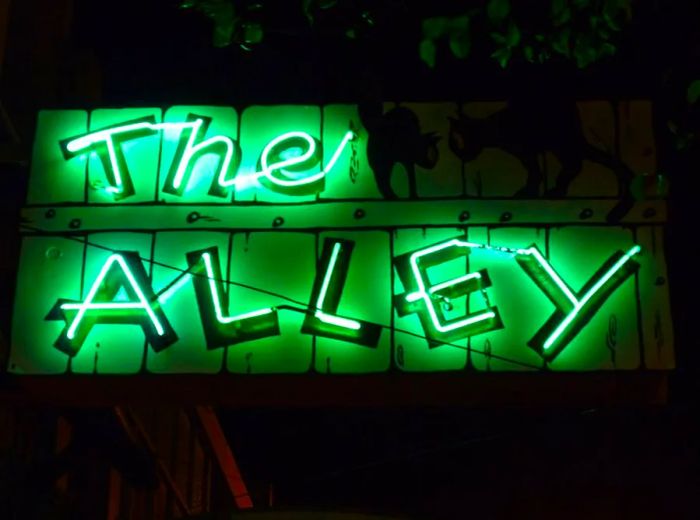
[10,103,674,375]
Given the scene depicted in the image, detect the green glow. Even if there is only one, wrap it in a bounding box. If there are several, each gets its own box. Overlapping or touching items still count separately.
[405,272,483,303]
[541,245,641,351]
[63,254,165,340]
[520,247,578,307]
[167,117,238,196]
[186,247,280,349]
[407,239,496,334]
[256,130,354,195]
[302,238,381,347]
[515,244,642,358]
[65,118,241,199]
[61,302,145,310]
[157,273,192,304]
[315,242,361,330]
[65,119,353,199]
[201,252,273,323]
[316,313,362,330]
[323,130,355,174]
[63,119,159,199]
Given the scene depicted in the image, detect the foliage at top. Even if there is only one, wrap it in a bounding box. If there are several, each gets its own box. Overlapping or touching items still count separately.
[179,0,632,69]
[420,0,632,69]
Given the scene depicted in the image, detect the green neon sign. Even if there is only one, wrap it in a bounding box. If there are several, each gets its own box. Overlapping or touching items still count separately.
[516,244,641,359]
[301,239,382,346]
[12,105,672,376]
[43,236,639,362]
[61,114,355,200]
[394,238,502,345]
[47,252,177,355]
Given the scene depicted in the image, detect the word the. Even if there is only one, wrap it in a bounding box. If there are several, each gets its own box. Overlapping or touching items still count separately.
[62,113,354,200]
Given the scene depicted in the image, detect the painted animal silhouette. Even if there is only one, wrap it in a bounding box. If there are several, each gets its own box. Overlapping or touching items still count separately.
[447,98,635,204]
[359,103,440,199]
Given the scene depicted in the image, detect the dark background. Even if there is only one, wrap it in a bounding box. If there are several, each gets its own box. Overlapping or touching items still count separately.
[1,0,698,517]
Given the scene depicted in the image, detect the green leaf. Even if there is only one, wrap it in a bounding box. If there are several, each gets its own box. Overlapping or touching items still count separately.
[487,0,511,24]
[506,21,521,46]
[491,32,507,45]
[551,0,571,26]
[553,7,571,26]
[602,0,630,31]
[212,22,234,47]
[687,80,700,104]
[551,27,571,56]
[599,42,616,57]
[573,0,590,9]
[524,45,534,62]
[491,47,512,68]
[574,36,597,68]
[302,0,314,24]
[419,38,437,68]
[551,0,567,16]
[449,32,471,59]
[423,17,449,39]
[240,21,263,45]
[447,15,470,59]
[448,15,470,32]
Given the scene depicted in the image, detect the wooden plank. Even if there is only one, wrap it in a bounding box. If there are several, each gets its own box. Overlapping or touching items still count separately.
[636,226,674,369]
[468,227,548,372]
[87,108,162,204]
[28,110,87,204]
[20,199,669,234]
[321,105,382,200]
[9,236,82,374]
[393,227,468,372]
[225,232,314,373]
[237,105,320,203]
[314,231,391,373]
[159,106,238,204]
[70,232,153,374]
[547,226,640,371]
[147,231,228,373]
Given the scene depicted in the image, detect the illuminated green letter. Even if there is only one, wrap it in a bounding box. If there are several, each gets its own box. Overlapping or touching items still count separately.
[47,252,177,356]
[302,239,381,347]
[162,114,241,198]
[61,117,159,200]
[186,247,279,348]
[257,130,354,196]
[515,245,641,359]
[393,237,502,346]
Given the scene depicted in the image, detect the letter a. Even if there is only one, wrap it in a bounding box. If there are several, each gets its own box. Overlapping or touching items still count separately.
[47,252,177,356]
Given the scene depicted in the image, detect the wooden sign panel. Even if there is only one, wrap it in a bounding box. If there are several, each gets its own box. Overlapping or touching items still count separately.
[10,103,673,381]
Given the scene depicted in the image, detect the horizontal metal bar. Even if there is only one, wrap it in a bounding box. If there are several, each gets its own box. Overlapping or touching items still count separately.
[20,199,667,233]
